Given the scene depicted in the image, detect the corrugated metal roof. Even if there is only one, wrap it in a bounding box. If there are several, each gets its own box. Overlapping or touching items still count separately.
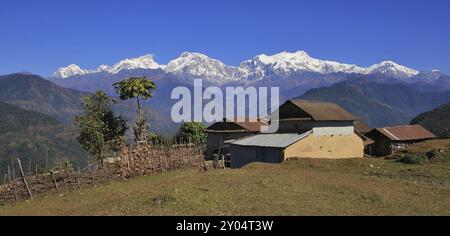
[289,100,359,121]
[375,125,436,141]
[231,131,312,148]
[355,131,375,146]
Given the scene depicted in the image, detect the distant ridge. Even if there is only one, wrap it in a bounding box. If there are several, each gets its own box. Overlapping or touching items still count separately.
[0,73,88,125]
[411,102,450,138]
[298,80,450,127]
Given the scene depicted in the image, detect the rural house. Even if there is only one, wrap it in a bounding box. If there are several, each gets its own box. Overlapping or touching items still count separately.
[275,99,374,155]
[366,124,437,156]
[205,118,267,160]
[273,99,370,134]
[228,99,365,168]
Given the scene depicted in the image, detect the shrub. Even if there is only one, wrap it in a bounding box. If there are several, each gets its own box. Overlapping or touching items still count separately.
[177,122,207,145]
[398,154,427,164]
[426,149,438,159]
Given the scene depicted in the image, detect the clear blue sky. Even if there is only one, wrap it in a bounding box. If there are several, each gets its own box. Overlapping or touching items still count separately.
[1,0,449,76]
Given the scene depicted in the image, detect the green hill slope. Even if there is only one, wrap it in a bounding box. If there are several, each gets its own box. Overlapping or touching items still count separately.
[0,102,90,173]
[0,73,176,135]
[0,73,88,125]
[411,102,450,138]
[298,81,450,127]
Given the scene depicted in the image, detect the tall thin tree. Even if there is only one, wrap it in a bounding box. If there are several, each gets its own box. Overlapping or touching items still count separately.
[113,77,156,143]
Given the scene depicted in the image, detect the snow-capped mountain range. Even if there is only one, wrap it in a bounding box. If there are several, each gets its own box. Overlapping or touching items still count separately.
[52,64,90,78]
[52,54,163,78]
[52,50,422,82]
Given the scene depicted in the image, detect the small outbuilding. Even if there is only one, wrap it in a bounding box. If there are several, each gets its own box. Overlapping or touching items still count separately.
[205,118,267,159]
[230,130,364,168]
[366,124,437,156]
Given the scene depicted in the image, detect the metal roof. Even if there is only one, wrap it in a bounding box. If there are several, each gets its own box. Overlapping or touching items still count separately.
[288,100,359,121]
[231,131,312,148]
[355,131,375,146]
[374,125,436,141]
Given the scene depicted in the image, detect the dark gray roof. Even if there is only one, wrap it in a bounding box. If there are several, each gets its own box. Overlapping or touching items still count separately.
[231,131,312,148]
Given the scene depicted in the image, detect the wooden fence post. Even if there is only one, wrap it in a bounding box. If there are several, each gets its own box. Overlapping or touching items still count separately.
[88,163,96,187]
[17,158,33,200]
[28,158,32,176]
[67,170,75,191]
[13,185,18,202]
[7,166,11,182]
[75,175,82,190]
[62,176,69,192]
[51,172,59,192]
[91,174,96,188]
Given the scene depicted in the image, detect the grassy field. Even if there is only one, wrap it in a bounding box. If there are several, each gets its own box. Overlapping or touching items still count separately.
[1,140,449,216]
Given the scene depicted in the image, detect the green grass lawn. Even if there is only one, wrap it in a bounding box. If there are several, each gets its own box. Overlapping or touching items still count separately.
[1,140,450,216]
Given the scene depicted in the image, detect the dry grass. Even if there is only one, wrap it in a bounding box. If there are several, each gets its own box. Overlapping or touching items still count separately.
[1,140,450,216]
[407,139,450,153]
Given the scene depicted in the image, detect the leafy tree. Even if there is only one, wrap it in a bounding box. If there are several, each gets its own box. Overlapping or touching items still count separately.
[74,91,127,165]
[113,77,156,112]
[177,122,207,144]
[149,132,164,145]
[113,77,156,143]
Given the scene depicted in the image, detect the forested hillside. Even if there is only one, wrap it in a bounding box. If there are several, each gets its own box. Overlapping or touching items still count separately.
[298,81,450,127]
[0,102,89,173]
[411,102,450,138]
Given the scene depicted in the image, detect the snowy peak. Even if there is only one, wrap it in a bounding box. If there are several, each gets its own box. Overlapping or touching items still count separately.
[254,50,311,64]
[165,52,240,82]
[165,52,216,72]
[96,64,110,72]
[365,61,419,78]
[52,64,89,78]
[240,51,420,80]
[240,50,366,80]
[165,52,229,73]
[107,54,163,74]
[52,54,163,79]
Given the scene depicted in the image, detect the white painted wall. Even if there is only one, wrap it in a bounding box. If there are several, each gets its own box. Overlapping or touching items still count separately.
[313,126,354,136]
[312,121,354,136]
